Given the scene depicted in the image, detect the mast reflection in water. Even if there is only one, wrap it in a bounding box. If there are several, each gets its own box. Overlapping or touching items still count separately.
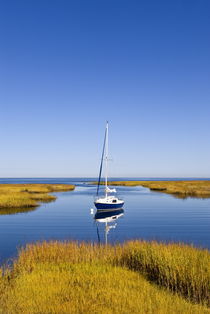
[94,208,124,244]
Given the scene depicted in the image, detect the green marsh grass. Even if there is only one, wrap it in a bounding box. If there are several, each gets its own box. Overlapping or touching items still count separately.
[0,241,209,313]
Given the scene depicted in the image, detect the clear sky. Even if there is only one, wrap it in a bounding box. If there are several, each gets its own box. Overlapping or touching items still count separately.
[0,0,209,178]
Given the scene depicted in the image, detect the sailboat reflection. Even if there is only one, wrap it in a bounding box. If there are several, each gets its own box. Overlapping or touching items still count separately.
[94,208,124,244]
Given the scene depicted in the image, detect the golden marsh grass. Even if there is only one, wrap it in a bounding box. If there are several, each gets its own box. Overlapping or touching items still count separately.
[0,184,75,209]
[0,240,209,313]
[96,180,210,198]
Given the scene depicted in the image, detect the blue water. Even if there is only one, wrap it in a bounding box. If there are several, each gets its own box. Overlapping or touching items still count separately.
[0,178,209,264]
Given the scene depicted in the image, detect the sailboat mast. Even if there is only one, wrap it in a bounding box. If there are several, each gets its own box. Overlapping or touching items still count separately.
[96,123,107,196]
[105,121,108,198]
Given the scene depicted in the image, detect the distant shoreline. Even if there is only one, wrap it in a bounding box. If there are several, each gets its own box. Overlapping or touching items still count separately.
[0,177,210,180]
[94,180,210,199]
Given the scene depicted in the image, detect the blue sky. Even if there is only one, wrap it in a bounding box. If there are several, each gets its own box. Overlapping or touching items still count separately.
[0,0,209,177]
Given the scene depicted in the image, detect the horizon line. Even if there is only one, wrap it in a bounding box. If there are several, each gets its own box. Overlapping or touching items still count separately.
[0,176,210,179]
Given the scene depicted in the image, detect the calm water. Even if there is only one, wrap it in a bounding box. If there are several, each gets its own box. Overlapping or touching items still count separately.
[0,178,209,264]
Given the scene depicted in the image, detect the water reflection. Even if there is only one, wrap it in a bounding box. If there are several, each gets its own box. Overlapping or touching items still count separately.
[94,208,124,244]
[0,207,38,215]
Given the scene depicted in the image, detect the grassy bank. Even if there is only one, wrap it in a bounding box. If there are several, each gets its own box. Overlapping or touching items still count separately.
[96,180,210,198]
[0,184,75,209]
[0,241,209,313]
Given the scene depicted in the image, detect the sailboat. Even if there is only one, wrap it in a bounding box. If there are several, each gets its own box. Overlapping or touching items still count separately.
[94,122,124,210]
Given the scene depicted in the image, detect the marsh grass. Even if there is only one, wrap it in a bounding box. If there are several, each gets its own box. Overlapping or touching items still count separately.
[1,264,209,314]
[96,180,210,198]
[0,184,75,209]
[119,241,210,306]
[0,241,209,313]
